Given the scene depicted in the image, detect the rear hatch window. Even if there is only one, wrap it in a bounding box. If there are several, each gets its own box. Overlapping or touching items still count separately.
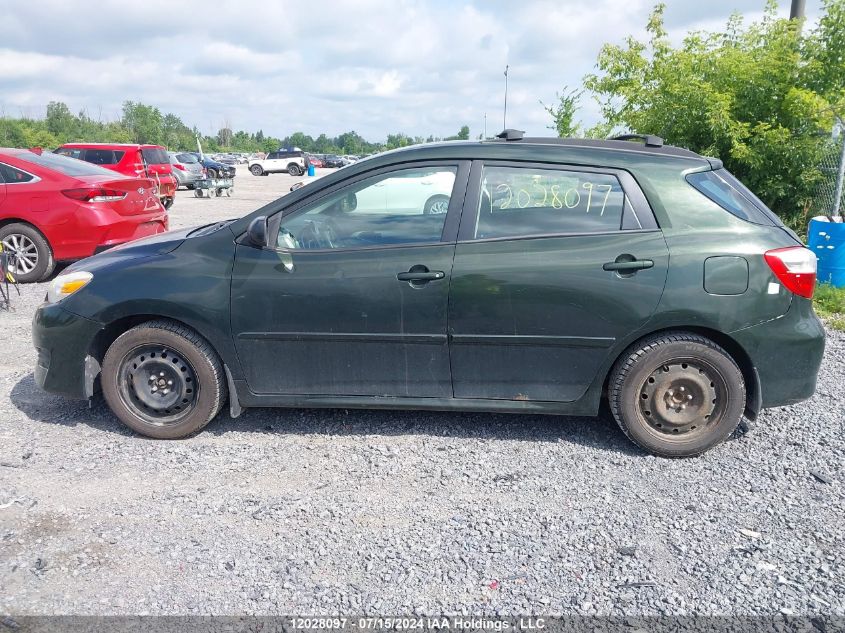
[141,147,169,165]
[687,169,782,226]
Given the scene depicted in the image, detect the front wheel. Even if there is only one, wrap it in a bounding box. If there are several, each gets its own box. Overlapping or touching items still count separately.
[287,164,302,176]
[608,332,745,458]
[162,196,174,210]
[0,223,55,283]
[101,320,227,439]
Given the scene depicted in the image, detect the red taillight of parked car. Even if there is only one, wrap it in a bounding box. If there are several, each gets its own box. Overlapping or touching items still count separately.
[173,163,186,171]
[62,187,128,203]
[764,246,817,299]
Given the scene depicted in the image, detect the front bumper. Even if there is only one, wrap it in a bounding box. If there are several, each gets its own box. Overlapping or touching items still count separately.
[33,304,102,399]
[732,297,826,408]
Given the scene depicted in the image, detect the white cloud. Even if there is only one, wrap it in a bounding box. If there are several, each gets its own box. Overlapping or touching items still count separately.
[0,0,825,141]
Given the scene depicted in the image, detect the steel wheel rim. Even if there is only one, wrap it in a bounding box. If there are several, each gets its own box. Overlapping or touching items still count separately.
[428,199,449,214]
[638,358,727,438]
[2,234,38,274]
[117,345,199,426]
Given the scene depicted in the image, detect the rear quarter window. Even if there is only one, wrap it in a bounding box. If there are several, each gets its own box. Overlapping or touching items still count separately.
[686,169,780,226]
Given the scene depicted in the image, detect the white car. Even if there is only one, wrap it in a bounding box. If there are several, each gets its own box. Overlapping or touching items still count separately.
[353,168,452,214]
[249,149,307,176]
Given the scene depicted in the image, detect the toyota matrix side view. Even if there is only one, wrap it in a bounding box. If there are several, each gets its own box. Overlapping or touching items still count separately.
[32,133,825,457]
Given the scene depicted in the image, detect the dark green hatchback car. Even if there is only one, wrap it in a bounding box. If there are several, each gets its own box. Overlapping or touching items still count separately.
[32,133,825,457]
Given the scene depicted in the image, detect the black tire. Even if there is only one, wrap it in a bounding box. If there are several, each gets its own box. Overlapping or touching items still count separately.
[287,163,301,176]
[101,320,227,439]
[207,168,218,179]
[249,164,263,176]
[608,332,745,458]
[162,197,174,210]
[423,194,450,215]
[0,222,55,283]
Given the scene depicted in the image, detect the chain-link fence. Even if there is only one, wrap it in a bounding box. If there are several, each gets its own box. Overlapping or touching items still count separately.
[810,129,845,218]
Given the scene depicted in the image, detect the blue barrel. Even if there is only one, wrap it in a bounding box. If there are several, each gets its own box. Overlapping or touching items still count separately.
[307,164,315,177]
[808,217,845,287]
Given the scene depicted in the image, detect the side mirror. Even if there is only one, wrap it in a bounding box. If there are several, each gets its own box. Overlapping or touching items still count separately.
[247,216,268,248]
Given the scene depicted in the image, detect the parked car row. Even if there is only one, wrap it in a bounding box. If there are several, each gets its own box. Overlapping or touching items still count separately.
[0,148,168,283]
[55,143,178,209]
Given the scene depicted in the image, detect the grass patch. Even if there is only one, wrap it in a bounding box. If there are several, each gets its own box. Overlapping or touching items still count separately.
[814,283,845,331]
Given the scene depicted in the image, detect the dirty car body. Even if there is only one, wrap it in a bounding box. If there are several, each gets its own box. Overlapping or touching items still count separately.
[32,135,825,456]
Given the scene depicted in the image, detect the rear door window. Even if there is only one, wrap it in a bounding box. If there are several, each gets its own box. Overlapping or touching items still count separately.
[686,169,780,226]
[14,151,119,177]
[473,166,630,239]
[83,149,125,165]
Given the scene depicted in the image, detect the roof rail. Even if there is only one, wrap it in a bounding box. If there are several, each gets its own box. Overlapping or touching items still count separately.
[496,129,525,141]
[609,133,664,148]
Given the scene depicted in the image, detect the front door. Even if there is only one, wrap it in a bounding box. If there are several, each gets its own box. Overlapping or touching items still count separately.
[231,162,469,397]
[448,162,669,402]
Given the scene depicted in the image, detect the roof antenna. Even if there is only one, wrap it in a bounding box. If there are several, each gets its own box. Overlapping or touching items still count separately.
[496,129,524,141]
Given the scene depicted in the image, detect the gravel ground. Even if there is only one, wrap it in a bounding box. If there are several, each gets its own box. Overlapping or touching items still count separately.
[1,168,843,617]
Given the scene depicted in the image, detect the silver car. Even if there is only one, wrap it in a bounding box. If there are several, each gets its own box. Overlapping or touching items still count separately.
[168,152,204,189]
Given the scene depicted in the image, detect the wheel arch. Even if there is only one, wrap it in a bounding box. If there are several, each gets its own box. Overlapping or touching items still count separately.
[601,325,761,420]
[89,314,229,371]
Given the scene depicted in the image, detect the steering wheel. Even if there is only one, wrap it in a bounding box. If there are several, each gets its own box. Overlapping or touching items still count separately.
[304,218,338,249]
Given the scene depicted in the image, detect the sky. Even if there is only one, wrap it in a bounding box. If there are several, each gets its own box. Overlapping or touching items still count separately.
[0,0,824,143]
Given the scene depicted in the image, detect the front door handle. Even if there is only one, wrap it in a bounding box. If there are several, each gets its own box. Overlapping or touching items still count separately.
[603,258,654,272]
[397,271,445,282]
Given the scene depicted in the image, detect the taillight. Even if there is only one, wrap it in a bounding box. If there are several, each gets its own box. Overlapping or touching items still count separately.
[62,187,128,203]
[764,246,817,299]
[173,163,186,171]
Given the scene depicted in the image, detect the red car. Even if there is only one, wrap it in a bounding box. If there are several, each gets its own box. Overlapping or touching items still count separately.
[0,148,168,283]
[55,143,178,209]
[307,155,324,168]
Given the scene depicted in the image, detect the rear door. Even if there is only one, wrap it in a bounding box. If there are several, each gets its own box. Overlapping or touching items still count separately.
[448,161,669,402]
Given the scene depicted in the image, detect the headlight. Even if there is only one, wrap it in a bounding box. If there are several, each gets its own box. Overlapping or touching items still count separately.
[47,271,93,304]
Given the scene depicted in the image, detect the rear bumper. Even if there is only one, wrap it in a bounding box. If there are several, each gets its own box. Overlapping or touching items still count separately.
[50,208,169,261]
[33,304,102,399]
[732,298,826,408]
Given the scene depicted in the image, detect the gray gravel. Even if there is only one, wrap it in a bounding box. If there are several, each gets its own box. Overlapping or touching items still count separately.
[1,170,843,616]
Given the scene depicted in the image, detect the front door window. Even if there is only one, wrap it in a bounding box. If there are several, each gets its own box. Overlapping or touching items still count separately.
[278,167,457,250]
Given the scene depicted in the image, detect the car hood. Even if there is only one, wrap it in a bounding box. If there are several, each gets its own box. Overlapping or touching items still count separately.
[65,226,195,273]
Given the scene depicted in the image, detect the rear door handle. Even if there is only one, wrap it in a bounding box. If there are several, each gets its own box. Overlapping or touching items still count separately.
[397,271,445,282]
[603,259,654,272]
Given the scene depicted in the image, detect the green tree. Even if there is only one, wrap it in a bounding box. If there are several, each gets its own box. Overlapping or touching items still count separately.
[582,1,845,229]
[457,125,470,140]
[540,88,582,137]
[45,101,76,140]
[121,101,163,144]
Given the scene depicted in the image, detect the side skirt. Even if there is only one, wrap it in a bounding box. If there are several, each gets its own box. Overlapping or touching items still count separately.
[232,379,600,417]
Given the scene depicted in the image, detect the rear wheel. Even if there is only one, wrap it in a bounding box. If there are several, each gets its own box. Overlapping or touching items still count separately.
[608,332,745,457]
[250,165,263,176]
[0,223,55,283]
[423,194,450,215]
[101,320,226,439]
